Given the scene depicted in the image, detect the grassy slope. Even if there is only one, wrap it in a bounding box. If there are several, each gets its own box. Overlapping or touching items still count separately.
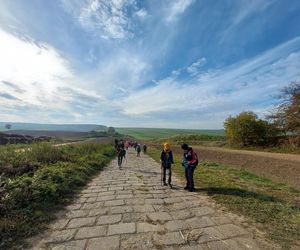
[0,142,115,249]
[115,127,225,140]
[147,146,300,249]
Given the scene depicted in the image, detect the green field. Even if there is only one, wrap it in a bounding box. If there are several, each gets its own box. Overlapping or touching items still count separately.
[115,127,225,140]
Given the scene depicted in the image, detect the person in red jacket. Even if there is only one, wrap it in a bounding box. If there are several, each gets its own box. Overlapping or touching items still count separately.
[181,143,198,192]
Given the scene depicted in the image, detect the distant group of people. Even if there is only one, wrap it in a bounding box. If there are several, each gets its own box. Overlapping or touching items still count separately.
[114,139,148,168]
[115,138,198,191]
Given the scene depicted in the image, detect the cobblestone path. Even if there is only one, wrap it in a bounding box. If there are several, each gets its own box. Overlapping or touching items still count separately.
[30,148,277,250]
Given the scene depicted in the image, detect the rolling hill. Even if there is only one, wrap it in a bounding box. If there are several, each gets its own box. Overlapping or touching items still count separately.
[0,122,106,132]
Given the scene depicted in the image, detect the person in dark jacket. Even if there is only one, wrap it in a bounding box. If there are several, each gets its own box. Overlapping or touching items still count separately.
[181,143,198,192]
[116,140,126,169]
[143,144,147,154]
[160,143,174,187]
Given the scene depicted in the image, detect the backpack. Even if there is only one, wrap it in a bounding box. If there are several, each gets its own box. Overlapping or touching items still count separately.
[192,151,199,167]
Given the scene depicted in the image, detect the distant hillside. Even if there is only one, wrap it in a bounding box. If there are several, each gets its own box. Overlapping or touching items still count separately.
[115,127,225,140]
[0,122,106,132]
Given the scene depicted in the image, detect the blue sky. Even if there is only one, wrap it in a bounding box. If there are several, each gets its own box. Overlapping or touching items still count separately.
[0,0,300,129]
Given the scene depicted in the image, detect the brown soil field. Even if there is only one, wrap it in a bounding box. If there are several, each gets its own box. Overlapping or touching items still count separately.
[4,130,89,139]
[194,146,300,189]
[148,142,300,189]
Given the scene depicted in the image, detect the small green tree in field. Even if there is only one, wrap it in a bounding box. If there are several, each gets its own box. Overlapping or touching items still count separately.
[107,126,115,135]
[224,111,276,146]
[5,124,12,130]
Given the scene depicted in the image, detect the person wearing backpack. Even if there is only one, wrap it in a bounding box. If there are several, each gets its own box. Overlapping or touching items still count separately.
[181,143,198,192]
[160,143,174,187]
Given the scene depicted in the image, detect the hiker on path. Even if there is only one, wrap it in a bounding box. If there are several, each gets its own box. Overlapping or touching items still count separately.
[160,143,174,187]
[116,140,126,168]
[136,144,141,157]
[143,144,147,154]
[181,143,198,192]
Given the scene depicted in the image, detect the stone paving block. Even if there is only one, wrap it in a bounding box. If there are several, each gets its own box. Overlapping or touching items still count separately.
[49,219,70,230]
[116,190,133,195]
[125,198,145,205]
[65,204,82,210]
[153,231,185,245]
[108,186,124,191]
[165,220,190,231]
[167,202,193,211]
[104,199,125,207]
[116,194,134,199]
[210,216,232,225]
[66,210,89,219]
[164,197,183,204]
[185,216,215,229]
[146,212,173,223]
[86,197,97,203]
[46,229,77,243]
[137,222,165,233]
[133,205,155,213]
[135,194,153,199]
[87,236,120,250]
[191,207,215,217]
[145,198,164,205]
[197,227,226,243]
[176,244,210,250]
[81,202,104,210]
[96,195,116,202]
[50,239,87,250]
[107,223,136,235]
[214,224,248,238]
[88,208,108,217]
[207,238,245,250]
[82,193,98,198]
[98,191,115,196]
[97,214,122,225]
[170,210,194,220]
[121,233,155,249]
[67,217,96,228]
[111,206,133,214]
[75,225,106,239]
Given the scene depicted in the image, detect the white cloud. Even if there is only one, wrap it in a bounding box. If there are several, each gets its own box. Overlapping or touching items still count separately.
[118,36,300,127]
[0,29,71,107]
[136,8,148,19]
[80,50,148,96]
[0,28,104,122]
[220,0,275,43]
[187,57,207,75]
[61,0,138,39]
[166,0,195,23]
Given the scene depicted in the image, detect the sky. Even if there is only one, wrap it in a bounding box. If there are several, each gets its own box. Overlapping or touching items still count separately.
[0,0,300,129]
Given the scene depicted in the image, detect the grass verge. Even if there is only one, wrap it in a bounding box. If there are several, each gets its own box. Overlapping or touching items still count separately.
[147,146,300,249]
[0,142,115,249]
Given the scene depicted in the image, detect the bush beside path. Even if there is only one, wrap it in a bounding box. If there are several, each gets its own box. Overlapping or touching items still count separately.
[28,148,278,250]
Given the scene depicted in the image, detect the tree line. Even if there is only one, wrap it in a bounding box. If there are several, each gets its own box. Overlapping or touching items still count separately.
[224,81,300,147]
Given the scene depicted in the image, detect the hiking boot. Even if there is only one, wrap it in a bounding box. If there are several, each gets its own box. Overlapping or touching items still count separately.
[168,183,172,188]
[189,188,195,192]
[163,183,168,186]
[184,186,189,190]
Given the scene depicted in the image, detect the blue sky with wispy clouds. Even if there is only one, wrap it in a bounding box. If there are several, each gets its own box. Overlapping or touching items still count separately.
[0,0,300,128]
